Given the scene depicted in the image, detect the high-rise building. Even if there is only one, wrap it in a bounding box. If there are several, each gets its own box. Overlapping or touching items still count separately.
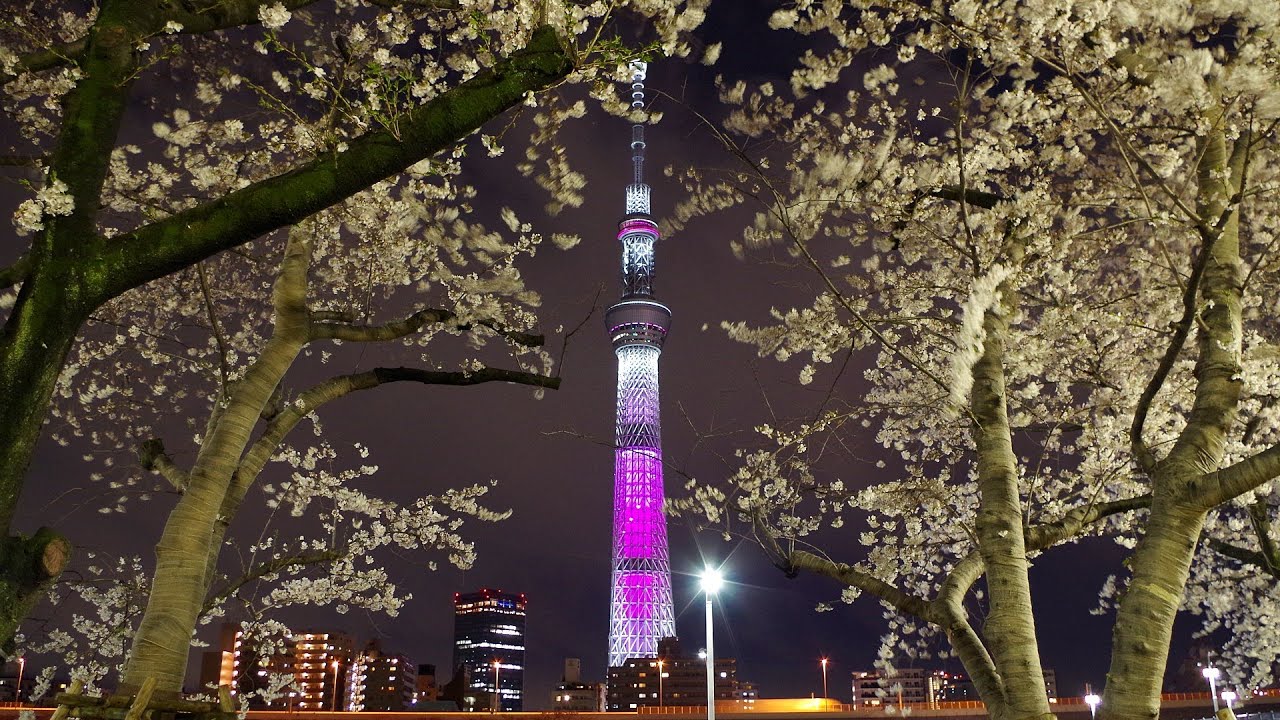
[292,631,354,711]
[605,60,676,671]
[348,640,416,711]
[453,589,526,711]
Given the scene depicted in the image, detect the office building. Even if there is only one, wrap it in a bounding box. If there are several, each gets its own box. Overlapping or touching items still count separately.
[607,637,741,711]
[453,588,526,711]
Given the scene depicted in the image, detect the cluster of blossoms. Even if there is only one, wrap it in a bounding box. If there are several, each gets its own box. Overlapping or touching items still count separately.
[1,0,713,689]
[671,0,1280,693]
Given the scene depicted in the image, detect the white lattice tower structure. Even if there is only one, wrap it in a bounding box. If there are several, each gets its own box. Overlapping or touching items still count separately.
[604,60,676,670]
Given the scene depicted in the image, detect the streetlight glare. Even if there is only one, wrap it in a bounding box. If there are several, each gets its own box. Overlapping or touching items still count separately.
[700,567,724,594]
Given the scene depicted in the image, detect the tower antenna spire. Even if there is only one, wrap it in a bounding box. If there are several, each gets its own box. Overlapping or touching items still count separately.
[629,60,647,186]
[605,59,675,678]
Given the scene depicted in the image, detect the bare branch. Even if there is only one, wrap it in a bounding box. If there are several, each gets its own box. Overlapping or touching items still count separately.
[1206,538,1280,579]
[312,306,543,346]
[0,155,45,168]
[237,365,560,486]
[1129,234,1216,473]
[137,439,189,492]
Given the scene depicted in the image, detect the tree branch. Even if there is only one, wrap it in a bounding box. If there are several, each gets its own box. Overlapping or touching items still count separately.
[312,306,543,346]
[0,256,30,289]
[1206,538,1280,579]
[787,549,931,618]
[1190,443,1280,510]
[137,439,189,492]
[930,555,1007,717]
[1129,234,1216,474]
[236,365,560,487]
[87,25,571,304]
[201,548,343,616]
[1023,494,1151,550]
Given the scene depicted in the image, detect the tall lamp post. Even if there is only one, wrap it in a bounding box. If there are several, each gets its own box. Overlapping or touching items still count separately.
[1222,690,1237,711]
[701,568,724,720]
[657,659,665,711]
[15,657,24,704]
[1203,666,1222,713]
[492,660,501,713]
[820,658,829,699]
[1084,691,1100,720]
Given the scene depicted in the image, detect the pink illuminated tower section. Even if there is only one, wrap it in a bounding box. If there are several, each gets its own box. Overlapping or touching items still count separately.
[605,60,675,669]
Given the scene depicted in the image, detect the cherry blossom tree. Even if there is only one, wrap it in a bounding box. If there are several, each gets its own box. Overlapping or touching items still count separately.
[0,0,709,645]
[672,4,1280,720]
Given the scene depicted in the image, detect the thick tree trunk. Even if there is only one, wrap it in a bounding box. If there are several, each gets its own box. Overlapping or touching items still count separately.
[0,0,137,644]
[1104,499,1205,720]
[1104,109,1243,720]
[0,266,87,643]
[122,233,313,692]
[970,305,1052,720]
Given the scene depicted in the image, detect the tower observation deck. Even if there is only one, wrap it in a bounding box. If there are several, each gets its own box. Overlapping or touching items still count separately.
[605,60,676,670]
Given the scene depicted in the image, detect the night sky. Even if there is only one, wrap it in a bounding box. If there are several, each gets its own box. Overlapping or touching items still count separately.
[5,0,1205,711]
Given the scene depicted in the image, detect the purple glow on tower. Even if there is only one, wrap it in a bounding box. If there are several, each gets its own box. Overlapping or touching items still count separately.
[605,61,675,669]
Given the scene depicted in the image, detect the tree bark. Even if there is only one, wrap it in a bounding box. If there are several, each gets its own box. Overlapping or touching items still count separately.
[1103,109,1244,720]
[0,0,141,644]
[969,294,1052,720]
[122,229,315,692]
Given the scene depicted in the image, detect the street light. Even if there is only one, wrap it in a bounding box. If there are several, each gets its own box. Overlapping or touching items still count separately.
[15,657,24,704]
[331,659,339,712]
[701,568,724,720]
[657,659,665,711]
[493,660,501,713]
[1203,666,1222,713]
[820,658,829,699]
[1222,690,1237,711]
[1084,693,1100,720]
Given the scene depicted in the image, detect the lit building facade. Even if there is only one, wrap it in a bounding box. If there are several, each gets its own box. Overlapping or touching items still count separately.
[198,623,296,708]
[605,59,676,671]
[607,638,741,711]
[348,641,416,711]
[852,668,929,707]
[453,589,526,711]
[553,658,605,712]
[292,631,354,711]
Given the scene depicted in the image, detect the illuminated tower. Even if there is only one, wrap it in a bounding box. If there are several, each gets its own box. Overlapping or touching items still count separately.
[605,61,676,669]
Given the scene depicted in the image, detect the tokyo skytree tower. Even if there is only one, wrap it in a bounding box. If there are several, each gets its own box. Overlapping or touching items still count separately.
[605,60,676,669]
